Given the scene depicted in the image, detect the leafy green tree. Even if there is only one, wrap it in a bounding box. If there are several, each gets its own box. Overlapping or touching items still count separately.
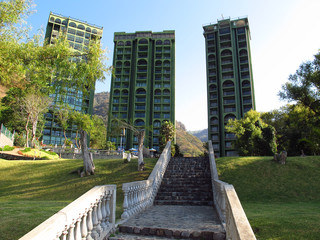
[279,51,320,117]
[159,121,176,156]
[70,110,95,175]
[20,91,51,147]
[54,105,71,146]
[106,141,116,151]
[89,115,107,149]
[226,110,277,156]
[262,104,320,156]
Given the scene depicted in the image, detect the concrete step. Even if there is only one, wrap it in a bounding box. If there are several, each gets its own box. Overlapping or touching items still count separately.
[154,200,214,206]
[118,206,225,240]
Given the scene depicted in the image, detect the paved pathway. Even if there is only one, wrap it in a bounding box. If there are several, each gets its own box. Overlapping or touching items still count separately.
[114,205,225,240]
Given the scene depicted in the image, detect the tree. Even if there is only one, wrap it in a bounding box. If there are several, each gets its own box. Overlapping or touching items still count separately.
[70,110,95,175]
[54,105,71,146]
[160,121,176,156]
[20,91,51,147]
[226,110,277,156]
[110,118,146,170]
[0,0,111,172]
[279,51,320,117]
[89,115,107,149]
[262,104,320,156]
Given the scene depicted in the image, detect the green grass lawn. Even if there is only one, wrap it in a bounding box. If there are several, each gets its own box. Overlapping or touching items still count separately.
[1,155,319,240]
[217,156,320,240]
[0,157,157,240]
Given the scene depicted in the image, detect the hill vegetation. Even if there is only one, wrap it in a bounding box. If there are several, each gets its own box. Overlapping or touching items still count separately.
[93,91,109,125]
[175,121,205,156]
[189,128,208,142]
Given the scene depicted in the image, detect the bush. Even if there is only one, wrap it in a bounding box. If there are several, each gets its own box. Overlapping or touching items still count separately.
[41,156,50,160]
[14,133,26,147]
[40,149,58,156]
[3,145,14,151]
[0,147,2,151]
[22,147,31,152]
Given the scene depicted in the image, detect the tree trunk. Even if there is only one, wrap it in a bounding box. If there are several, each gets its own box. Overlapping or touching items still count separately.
[25,113,30,148]
[137,130,145,171]
[80,130,95,176]
[31,115,38,148]
[75,130,80,149]
[63,129,67,145]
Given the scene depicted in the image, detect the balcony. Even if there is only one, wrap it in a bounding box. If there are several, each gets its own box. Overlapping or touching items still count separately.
[223,91,235,96]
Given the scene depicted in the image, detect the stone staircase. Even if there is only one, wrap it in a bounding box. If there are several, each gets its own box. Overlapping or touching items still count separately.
[112,157,225,240]
[155,157,213,206]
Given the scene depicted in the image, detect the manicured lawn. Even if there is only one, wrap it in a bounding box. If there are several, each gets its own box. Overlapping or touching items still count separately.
[217,156,320,240]
[0,157,157,240]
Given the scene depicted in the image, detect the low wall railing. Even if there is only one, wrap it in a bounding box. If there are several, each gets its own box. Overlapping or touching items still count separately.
[20,185,116,240]
[121,141,171,220]
[208,141,256,240]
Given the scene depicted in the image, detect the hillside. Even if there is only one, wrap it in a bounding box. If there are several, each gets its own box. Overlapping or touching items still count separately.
[189,128,208,142]
[93,91,109,125]
[176,121,205,157]
[217,156,320,240]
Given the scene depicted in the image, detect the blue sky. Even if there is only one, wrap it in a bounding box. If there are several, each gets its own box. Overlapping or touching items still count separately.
[27,0,320,130]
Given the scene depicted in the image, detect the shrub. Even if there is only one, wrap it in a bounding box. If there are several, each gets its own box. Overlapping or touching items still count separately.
[3,145,14,151]
[41,156,50,160]
[0,147,2,151]
[22,147,31,152]
[14,133,26,147]
[40,149,58,156]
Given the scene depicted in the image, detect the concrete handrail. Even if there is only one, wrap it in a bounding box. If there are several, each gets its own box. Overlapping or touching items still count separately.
[208,141,256,240]
[121,141,171,219]
[20,185,117,240]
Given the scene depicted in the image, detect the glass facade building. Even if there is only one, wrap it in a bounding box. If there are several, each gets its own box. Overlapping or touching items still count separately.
[42,12,103,145]
[203,17,256,157]
[107,31,175,151]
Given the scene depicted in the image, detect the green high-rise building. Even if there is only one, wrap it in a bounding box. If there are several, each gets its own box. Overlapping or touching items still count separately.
[107,31,175,152]
[42,12,103,145]
[203,17,256,157]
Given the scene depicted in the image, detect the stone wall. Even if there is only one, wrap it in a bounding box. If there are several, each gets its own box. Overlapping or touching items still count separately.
[0,153,38,160]
[0,134,13,148]
[59,152,122,160]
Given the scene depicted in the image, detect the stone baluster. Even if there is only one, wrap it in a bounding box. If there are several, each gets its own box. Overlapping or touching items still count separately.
[121,188,129,219]
[67,221,75,240]
[105,191,111,227]
[81,210,88,240]
[141,183,147,209]
[136,185,141,212]
[127,187,134,217]
[100,193,107,232]
[96,198,103,236]
[91,202,99,240]
[74,215,82,240]
[133,186,138,214]
[60,228,68,240]
[86,205,94,240]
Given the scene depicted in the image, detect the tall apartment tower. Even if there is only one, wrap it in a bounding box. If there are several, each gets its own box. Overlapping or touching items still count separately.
[203,17,255,157]
[107,31,175,151]
[42,12,103,145]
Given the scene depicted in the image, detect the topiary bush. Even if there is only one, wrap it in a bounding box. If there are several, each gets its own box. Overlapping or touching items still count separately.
[14,133,26,147]
[40,149,58,156]
[22,147,31,152]
[3,145,14,151]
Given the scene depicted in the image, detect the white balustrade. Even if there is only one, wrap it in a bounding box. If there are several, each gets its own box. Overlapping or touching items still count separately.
[121,141,171,219]
[208,141,256,240]
[19,185,116,240]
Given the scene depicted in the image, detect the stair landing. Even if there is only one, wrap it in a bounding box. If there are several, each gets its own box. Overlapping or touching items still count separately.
[115,205,225,240]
